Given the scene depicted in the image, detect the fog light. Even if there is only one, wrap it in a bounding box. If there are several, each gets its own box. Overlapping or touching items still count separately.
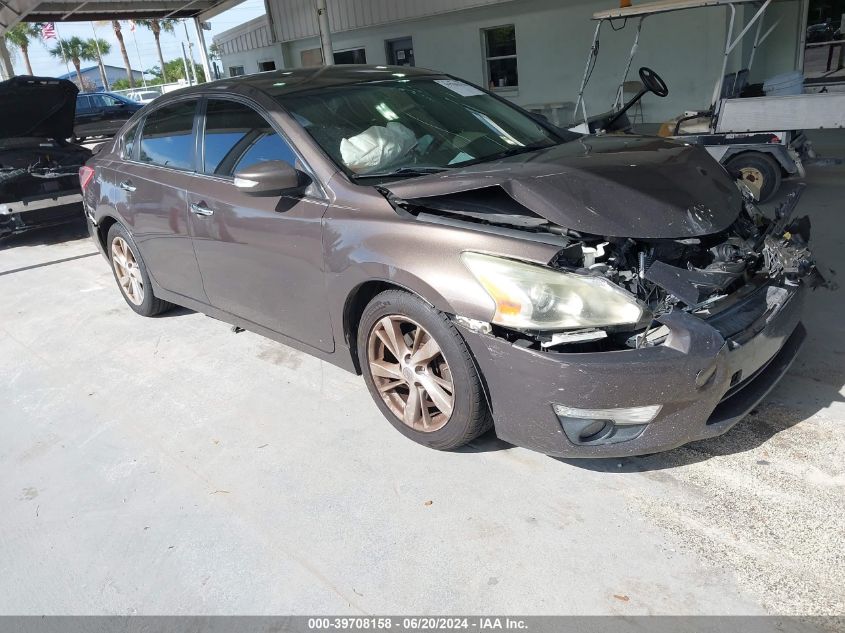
[552,403,662,425]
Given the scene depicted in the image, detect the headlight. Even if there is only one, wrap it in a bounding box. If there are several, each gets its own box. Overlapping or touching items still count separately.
[462,252,647,330]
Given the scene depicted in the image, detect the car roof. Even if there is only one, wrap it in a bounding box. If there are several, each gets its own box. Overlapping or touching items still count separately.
[161,64,445,100]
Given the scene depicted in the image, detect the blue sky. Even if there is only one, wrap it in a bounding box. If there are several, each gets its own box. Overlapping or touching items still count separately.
[6,0,265,79]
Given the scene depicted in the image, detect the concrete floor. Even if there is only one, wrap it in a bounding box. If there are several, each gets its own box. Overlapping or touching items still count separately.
[0,133,843,616]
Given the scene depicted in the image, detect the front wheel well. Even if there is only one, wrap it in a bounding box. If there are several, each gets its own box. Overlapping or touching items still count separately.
[343,280,433,374]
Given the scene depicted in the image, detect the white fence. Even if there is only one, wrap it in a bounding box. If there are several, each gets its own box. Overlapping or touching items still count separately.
[109,81,190,101]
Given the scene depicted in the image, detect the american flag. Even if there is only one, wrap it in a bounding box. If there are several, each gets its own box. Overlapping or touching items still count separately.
[41,22,57,40]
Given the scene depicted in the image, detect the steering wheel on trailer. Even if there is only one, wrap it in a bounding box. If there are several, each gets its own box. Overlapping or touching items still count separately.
[638,66,669,98]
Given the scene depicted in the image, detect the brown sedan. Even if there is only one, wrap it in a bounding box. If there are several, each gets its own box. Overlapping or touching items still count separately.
[81,65,821,457]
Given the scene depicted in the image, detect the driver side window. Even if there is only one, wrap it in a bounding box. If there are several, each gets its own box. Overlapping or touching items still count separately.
[202,99,298,177]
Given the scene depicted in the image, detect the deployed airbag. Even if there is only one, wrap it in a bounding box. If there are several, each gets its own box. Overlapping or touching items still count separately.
[340,122,416,173]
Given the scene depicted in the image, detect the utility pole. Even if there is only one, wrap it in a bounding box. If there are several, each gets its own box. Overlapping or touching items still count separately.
[182,20,198,84]
[181,42,192,85]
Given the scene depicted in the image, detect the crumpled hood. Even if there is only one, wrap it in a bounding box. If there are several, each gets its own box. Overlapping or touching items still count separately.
[0,76,78,141]
[385,135,743,239]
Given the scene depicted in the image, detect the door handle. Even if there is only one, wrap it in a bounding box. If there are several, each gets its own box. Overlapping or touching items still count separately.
[190,202,214,217]
[119,180,136,192]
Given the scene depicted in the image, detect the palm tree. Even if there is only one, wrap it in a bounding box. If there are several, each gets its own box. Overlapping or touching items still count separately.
[84,38,112,90]
[4,23,40,75]
[110,20,135,88]
[49,36,94,88]
[135,19,177,83]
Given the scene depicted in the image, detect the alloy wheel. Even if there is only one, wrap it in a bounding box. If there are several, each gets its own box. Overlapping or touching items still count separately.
[367,315,455,432]
[111,236,144,306]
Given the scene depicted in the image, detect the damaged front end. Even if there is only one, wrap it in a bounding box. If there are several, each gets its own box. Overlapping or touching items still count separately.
[387,182,827,354]
[539,184,829,353]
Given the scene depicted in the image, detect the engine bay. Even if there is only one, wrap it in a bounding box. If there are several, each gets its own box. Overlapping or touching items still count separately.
[0,140,91,204]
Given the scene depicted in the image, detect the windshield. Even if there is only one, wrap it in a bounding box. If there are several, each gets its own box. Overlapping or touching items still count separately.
[276,77,567,178]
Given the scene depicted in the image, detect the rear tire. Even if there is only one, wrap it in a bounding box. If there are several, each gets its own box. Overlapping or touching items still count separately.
[725,152,782,202]
[106,222,173,317]
[358,290,492,450]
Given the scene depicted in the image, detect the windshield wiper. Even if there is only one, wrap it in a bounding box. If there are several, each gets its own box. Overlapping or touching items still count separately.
[352,166,451,179]
[456,143,552,167]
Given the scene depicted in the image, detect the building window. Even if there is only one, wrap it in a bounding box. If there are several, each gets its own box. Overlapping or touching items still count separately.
[229,66,245,77]
[300,48,323,66]
[333,48,366,64]
[483,25,518,90]
[258,60,276,72]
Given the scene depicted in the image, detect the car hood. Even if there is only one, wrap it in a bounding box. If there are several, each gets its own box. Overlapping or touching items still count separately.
[0,76,78,141]
[384,135,743,239]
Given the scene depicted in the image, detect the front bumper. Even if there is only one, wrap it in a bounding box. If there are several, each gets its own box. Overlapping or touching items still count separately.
[458,281,806,458]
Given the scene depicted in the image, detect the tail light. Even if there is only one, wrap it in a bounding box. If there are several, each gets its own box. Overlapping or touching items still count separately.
[79,165,95,191]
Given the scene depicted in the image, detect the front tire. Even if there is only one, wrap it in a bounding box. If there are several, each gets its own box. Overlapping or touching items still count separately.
[358,290,492,450]
[107,223,173,317]
[725,152,782,202]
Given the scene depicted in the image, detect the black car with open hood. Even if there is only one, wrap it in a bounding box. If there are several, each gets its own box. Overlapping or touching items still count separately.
[0,75,91,238]
[0,76,79,141]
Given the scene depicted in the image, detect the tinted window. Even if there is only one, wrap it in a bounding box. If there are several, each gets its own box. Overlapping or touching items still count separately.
[203,99,296,177]
[138,100,198,170]
[122,122,139,160]
[76,96,92,113]
[89,94,122,108]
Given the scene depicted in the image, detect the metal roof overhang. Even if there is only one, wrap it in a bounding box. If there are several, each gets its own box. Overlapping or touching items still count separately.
[0,0,243,34]
[593,0,769,20]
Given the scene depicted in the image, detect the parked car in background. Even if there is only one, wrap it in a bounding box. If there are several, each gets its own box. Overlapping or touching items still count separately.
[82,66,824,458]
[126,90,161,105]
[806,21,836,43]
[74,91,143,142]
[1,76,91,238]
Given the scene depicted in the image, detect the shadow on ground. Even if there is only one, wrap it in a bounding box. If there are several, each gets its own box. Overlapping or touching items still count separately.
[0,219,89,251]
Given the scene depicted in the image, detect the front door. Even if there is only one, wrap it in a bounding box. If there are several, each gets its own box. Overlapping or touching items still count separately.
[386,37,414,67]
[89,93,134,136]
[187,97,334,352]
[115,98,208,302]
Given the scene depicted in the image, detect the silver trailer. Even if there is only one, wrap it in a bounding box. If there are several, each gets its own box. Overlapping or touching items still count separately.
[573,0,845,201]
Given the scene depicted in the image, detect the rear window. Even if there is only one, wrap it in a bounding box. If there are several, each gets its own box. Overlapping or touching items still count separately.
[138,100,198,170]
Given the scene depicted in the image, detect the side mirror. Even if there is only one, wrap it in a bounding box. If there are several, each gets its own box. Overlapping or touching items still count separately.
[234,160,307,196]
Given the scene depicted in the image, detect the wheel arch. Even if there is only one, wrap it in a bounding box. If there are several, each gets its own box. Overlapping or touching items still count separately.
[96,215,120,252]
[342,278,438,374]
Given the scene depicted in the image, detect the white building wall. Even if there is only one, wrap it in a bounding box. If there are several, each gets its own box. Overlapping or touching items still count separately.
[214,15,286,77]
[220,0,802,125]
[278,0,738,124]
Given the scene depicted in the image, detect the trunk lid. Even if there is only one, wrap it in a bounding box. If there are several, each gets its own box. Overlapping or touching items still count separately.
[0,76,78,142]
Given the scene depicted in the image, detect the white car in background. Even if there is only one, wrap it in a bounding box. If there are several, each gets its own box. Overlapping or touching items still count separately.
[126,90,161,104]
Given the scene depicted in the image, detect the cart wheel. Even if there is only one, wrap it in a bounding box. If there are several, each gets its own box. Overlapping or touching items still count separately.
[725,152,782,203]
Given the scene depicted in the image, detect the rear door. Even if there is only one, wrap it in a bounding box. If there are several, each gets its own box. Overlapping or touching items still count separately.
[186,96,334,352]
[113,98,208,302]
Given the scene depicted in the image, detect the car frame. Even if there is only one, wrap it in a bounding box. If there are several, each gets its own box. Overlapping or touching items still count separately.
[81,65,822,458]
